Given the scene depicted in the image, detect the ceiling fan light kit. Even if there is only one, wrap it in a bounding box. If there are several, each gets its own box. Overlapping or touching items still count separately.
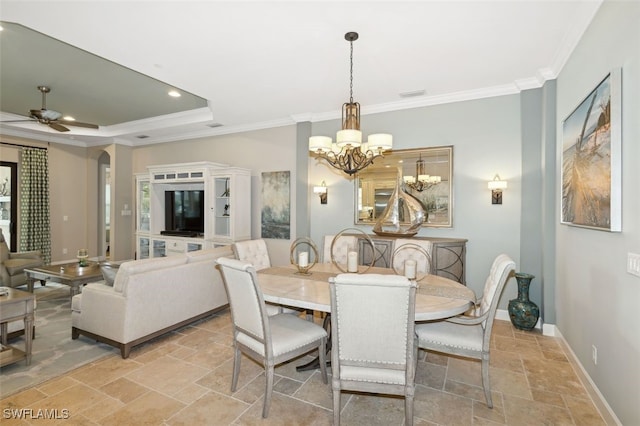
[0,85,99,132]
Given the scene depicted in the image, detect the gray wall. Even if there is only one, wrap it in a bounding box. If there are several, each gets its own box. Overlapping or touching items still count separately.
[555,2,639,424]
[309,94,524,309]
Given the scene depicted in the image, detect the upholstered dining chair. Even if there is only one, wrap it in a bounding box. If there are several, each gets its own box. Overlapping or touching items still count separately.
[232,239,272,271]
[322,234,358,264]
[329,273,418,426]
[391,238,433,279]
[216,257,328,418]
[232,238,305,317]
[415,254,516,408]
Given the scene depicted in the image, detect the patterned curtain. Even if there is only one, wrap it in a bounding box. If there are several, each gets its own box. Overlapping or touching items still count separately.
[19,148,51,264]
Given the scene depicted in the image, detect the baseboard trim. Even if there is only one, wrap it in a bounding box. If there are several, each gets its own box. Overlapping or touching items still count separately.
[495,309,621,425]
[495,309,546,333]
[554,328,622,426]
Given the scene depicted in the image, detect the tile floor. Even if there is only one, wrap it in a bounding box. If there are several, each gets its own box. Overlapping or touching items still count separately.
[1,311,612,425]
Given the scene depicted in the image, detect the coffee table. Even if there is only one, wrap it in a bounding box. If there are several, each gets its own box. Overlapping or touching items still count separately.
[24,262,104,297]
[0,287,35,366]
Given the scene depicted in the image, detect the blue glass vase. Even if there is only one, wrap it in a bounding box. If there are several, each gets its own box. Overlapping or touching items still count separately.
[508,273,539,331]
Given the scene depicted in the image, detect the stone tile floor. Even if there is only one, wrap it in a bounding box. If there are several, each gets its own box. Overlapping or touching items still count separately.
[1,312,612,425]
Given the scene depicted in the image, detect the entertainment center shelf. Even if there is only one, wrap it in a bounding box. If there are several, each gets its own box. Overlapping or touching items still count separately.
[135,162,251,259]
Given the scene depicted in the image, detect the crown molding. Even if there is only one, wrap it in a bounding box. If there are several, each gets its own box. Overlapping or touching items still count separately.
[548,1,603,77]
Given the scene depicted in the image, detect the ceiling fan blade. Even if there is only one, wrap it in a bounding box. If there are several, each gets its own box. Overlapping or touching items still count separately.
[0,119,36,123]
[62,120,99,129]
[49,122,70,132]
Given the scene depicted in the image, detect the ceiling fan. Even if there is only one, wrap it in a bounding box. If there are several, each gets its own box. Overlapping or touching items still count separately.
[1,85,99,132]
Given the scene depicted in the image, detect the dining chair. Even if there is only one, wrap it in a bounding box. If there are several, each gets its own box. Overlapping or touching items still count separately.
[391,238,433,279]
[414,254,516,408]
[233,239,300,316]
[329,273,418,426]
[232,239,272,271]
[216,257,328,418]
[322,234,357,264]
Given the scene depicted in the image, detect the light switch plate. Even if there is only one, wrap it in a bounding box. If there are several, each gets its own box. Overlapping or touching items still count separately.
[627,253,640,277]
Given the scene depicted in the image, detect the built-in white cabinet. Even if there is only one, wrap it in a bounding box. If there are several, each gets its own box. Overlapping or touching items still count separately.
[135,162,251,259]
[209,169,251,244]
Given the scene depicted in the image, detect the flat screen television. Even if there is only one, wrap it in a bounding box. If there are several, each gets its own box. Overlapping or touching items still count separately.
[164,190,205,236]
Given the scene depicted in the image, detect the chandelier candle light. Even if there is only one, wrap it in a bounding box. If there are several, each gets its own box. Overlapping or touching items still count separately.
[403,154,441,192]
[309,32,393,176]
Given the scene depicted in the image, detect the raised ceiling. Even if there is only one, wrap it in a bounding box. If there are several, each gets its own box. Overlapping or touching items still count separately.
[0,1,602,147]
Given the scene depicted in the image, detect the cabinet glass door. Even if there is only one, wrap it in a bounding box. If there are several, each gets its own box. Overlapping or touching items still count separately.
[213,176,231,239]
[138,237,150,259]
[137,178,151,232]
[152,239,166,257]
[187,242,203,252]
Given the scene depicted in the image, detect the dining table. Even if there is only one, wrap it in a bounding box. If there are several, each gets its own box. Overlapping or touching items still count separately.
[257,262,476,371]
[257,263,476,322]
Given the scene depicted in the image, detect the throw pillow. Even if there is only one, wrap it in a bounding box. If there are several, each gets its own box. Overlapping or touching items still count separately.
[100,262,120,286]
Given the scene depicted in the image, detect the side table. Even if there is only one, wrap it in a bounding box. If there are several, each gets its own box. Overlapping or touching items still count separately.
[0,287,35,367]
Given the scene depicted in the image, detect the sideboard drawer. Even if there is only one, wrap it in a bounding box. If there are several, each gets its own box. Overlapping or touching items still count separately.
[359,238,393,268]
[352,234,467,284]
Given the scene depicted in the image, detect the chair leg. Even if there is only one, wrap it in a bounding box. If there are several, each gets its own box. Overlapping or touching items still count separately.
[318,337,328,384]
[405,398,414,426]
[332,382,341,426]
[405,387,415,426]
[263,363,275,418]
[231,347,241,392]
[481,357,493,408]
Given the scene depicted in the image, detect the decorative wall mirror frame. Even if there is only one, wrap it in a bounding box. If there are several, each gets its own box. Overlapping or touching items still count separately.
[354,146,453,228]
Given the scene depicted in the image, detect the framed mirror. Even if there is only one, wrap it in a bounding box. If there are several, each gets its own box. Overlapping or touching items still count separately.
[354,146,453,228]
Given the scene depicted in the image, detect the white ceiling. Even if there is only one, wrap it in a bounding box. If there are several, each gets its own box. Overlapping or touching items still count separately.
[0,1,602,147]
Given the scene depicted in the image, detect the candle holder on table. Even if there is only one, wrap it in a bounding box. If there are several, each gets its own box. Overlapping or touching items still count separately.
[330,228,375,274]
[390,243,431,282]
[290,237,319,275]
[77,249,89,267]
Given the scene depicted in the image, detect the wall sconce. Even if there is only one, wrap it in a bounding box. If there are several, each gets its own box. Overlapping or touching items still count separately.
[313,181,328,204]
[488,174,507,204]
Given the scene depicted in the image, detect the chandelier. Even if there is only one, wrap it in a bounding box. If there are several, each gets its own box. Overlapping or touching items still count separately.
[309,32,392,176]
[403,154,441,192]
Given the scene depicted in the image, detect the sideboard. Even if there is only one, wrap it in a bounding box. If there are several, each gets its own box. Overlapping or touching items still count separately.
[355,235,467,285]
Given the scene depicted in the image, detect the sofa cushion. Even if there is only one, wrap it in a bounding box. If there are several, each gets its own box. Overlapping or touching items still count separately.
[100,262,121,286]
[4,257,44,275]
[113,255,187,293]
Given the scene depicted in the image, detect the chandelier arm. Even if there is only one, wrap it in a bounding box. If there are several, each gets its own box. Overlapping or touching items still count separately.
[405,180,440,192]
[315,147,382,176]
